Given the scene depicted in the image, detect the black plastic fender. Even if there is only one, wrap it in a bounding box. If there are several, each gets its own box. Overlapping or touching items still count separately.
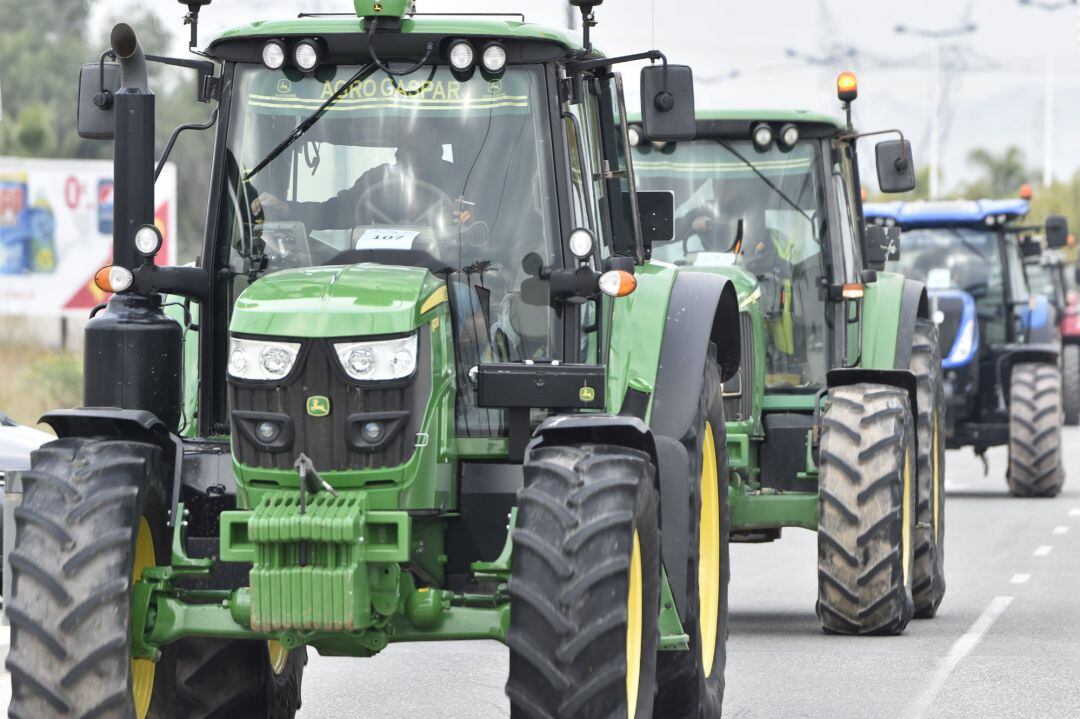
[650,272,740,441]
[40,408,183,525]
[893,279,929,370]
[996,343,1060,398]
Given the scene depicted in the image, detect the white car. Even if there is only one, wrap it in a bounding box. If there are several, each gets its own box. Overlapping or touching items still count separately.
[0,412,52,472]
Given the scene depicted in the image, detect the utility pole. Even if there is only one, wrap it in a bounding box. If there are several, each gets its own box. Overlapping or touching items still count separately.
[894,21,978,199]
[1018,0,1076,187]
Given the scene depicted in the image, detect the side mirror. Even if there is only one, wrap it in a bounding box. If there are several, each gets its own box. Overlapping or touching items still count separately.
[635,190,674,254]
[1075,267,1080,286]
[640,64,695,141]
[1020,237,1043,258]
[77,62,121,140]
[875,139,916,194]
[1045,215,1068,249]
[864,224,901,271]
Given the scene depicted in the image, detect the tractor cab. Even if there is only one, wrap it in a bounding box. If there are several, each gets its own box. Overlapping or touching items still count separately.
[865,199,1069,496]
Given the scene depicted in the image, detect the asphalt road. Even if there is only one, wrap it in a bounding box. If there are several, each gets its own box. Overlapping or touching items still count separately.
[2,429,1078,718]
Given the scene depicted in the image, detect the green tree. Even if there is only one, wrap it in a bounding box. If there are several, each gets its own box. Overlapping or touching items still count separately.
[962,146,1033,199]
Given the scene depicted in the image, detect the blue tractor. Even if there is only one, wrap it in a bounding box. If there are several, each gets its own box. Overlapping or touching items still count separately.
[864,200,1069,497]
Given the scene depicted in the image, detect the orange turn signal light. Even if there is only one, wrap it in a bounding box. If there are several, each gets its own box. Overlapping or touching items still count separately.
[1019,183,1033,200]
[598,270,637,298]
[1068,234,1076,247]
[94,265,133,294]
[837,71,858,103]
[841,283,864,299]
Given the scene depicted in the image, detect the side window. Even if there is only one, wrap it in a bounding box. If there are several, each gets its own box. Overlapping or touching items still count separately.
[833,144,864,282]
[1006,241,1029,303]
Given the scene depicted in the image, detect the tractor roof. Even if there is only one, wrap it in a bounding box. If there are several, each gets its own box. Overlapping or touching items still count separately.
[863,199,1030,227]
[213,16,582,53]
[694,109,846,131]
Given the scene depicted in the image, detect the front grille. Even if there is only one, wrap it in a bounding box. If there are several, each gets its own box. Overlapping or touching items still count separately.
[724,312,755,422]
[936,296,965,357]
[229,328,431,471]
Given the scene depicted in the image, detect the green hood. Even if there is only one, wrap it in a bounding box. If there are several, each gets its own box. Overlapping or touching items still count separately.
[682,265,761,309]
[230,264,445,338]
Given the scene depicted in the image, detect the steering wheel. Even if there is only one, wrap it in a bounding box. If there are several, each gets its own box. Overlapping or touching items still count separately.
[354,176,456,233]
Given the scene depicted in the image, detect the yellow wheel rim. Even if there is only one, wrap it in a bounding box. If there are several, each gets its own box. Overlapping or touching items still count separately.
[901,448,913,585]
[932,414,941,538]
[267,641,289,675]
[698,422,721,677]
[626,530,643,719]
[131,518,156,719]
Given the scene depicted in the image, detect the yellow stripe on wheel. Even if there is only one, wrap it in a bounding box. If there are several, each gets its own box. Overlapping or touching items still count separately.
[131,517,156,719]
[626,530,643,719]
[901,448,913,585]
[268,641,289,675]
[698,422,721,677]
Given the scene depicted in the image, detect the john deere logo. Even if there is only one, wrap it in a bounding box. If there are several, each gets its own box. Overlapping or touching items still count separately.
[307,396,331,417]
[579,386,596,403]
[277,79,293,95]
[373,2,383,11]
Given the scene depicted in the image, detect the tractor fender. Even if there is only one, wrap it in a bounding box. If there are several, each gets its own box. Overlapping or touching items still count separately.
[826,368,920,448]
[39,408,183,518]
[650,272,740,442]
[893,279,929,370]
[529,414,695,620]
[1025,296,1057,344]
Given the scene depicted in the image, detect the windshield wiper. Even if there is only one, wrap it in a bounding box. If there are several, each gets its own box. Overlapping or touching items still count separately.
[716,140,814,226]
[244,62,378,182]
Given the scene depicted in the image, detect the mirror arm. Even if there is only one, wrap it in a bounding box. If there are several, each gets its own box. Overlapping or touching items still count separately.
[566,49,665,75]
[146,54,218,101]
[156,109,219,181]
[134,265,211,303]
[839,128,910,170]
[95,49,118,111]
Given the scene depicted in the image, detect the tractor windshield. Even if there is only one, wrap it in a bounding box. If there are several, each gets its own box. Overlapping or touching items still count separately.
[635,138,829,389]
[220,63,562,436]
[1025,262,1062,307]
[889,227,1005,303]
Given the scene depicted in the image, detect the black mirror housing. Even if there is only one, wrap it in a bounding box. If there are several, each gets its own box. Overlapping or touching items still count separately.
[875,139,916,194]
[640,64,695,141]
[1045,215,1069,249]
[864,224,901,271]
[77,62,120,140]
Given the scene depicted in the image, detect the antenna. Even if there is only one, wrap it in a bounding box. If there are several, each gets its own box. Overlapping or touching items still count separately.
[178,0,212,50]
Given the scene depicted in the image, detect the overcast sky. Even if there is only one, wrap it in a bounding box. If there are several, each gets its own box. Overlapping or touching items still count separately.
[92,0,1080,193]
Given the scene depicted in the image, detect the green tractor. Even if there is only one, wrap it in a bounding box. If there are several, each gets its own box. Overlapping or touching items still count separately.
[4,1,742,717]
[632,73,947,634]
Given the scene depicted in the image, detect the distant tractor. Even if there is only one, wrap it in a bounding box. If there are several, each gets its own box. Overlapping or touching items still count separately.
[865,200,1069,497]
[632,72,949,634]
[3,1,743,717]
[1025,250,1080,425]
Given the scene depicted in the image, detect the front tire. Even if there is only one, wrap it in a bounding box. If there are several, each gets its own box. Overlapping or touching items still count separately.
[1063,344,1080,426]
[816,385,917,635]
[1007,363,1064,497]
[910,320,946,618]
[506,444,661,719]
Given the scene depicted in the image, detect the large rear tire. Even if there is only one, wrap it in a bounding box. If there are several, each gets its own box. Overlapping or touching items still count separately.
[911,320,946,618]
[1007,363,1064,497]
[655,354,729,718]
[816,385,917,635]
[1063,344,1080,426]
[506,444,661,719]
[6,438,305,719]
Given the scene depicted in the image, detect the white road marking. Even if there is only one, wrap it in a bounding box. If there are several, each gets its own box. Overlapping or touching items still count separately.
[900,596,1014,719]
[1034,545,1054,557]
[1069,508,1080,517]
[1010,573,1031,584]
[1052,526,1069,535]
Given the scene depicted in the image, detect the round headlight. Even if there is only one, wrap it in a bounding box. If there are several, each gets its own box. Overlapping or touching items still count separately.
[294,40,320,72]
[752,123,774,149]
[262,41,286,70]
[391,348,415,376]
[134,224,163,257]
[627,125,643,148]
[228,349,248,376]
[448,40,475,72]
[779,123,800,148]
[256,421,279,442]
[569,228,595,259]
[481,42,507,74]
[361,422,384,443]
[260,346,293,376]
[347,347,376,376]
